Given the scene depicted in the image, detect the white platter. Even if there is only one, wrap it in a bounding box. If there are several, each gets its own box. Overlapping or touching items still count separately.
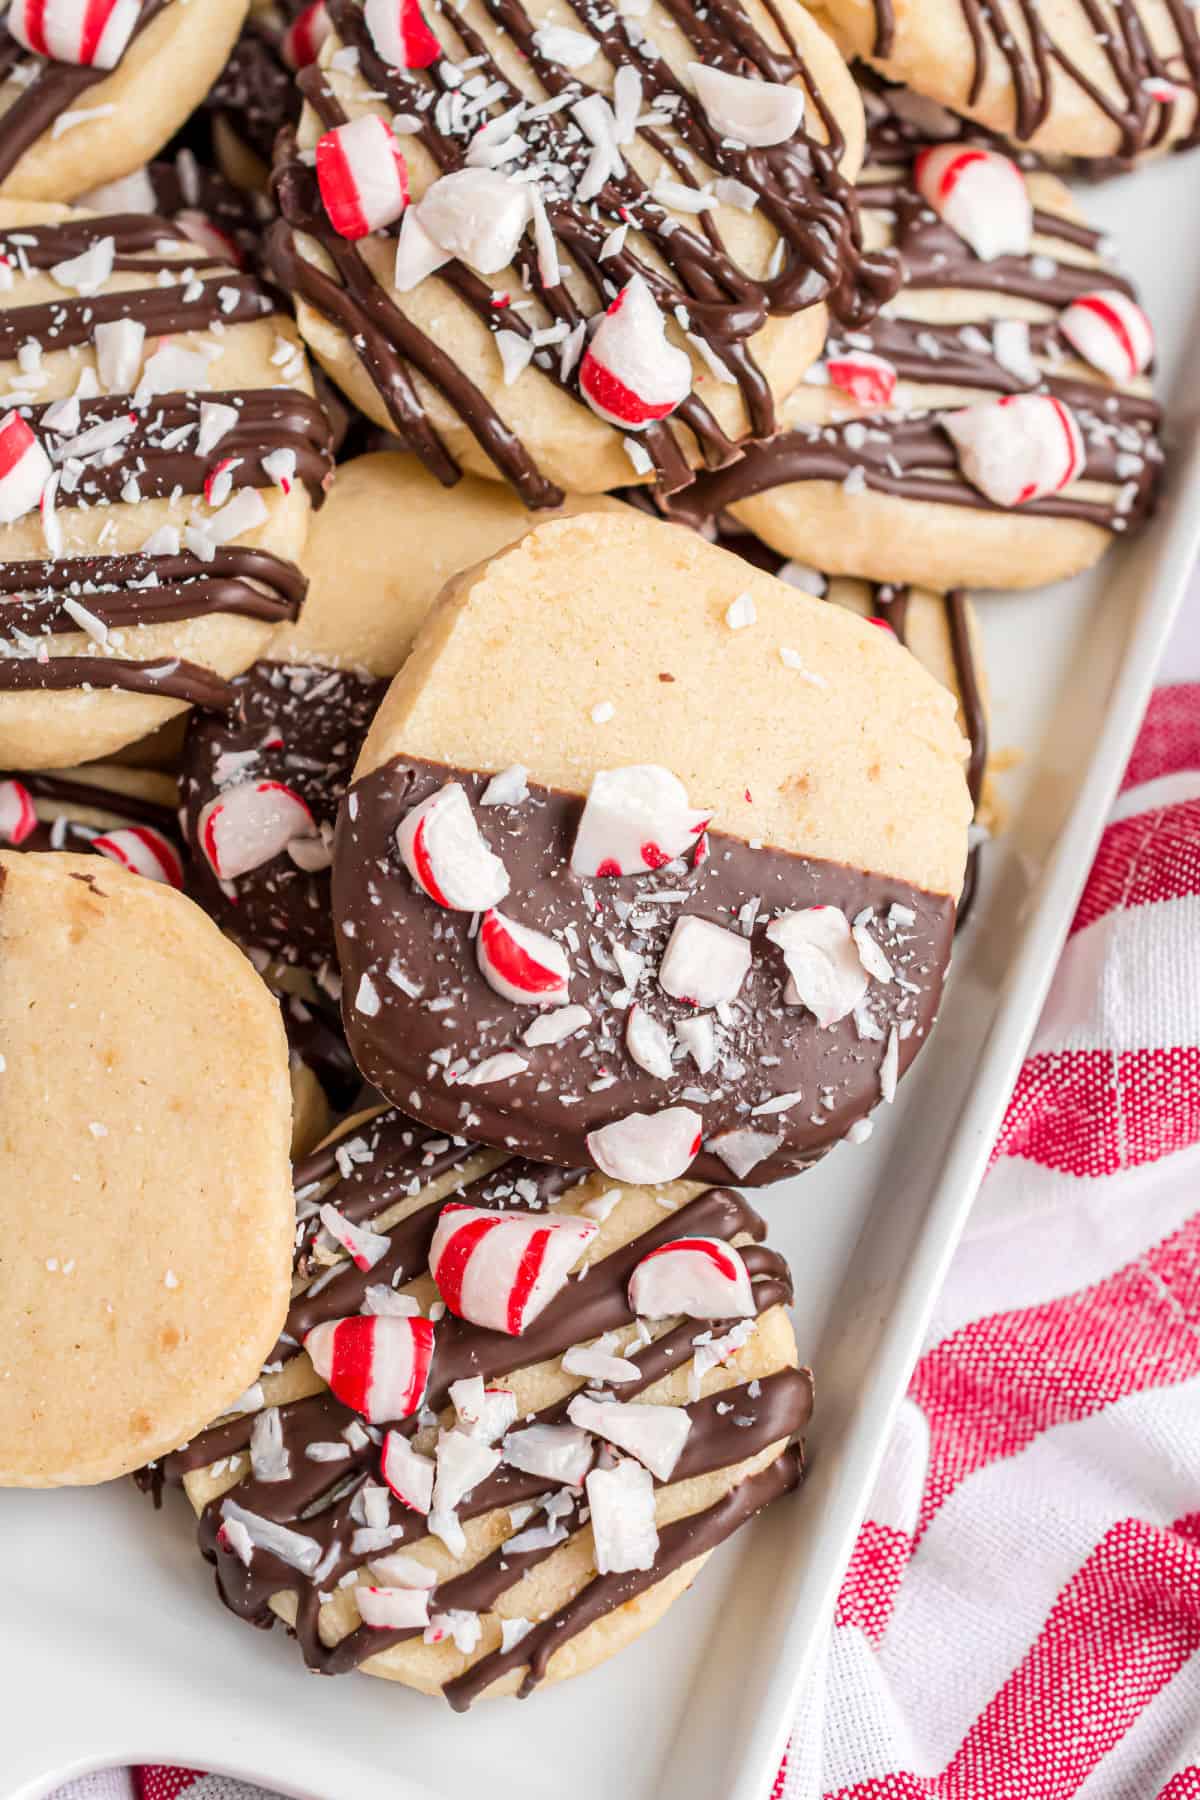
[5,152,1200,1800]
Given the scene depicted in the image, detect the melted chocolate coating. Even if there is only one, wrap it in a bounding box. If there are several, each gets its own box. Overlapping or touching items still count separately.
[181,660,388,974]
[266,0,900,507]
[333,757,955,1185]
[674,96,1162,535]
[869,0,1200,159]
[142,1130,810,1700]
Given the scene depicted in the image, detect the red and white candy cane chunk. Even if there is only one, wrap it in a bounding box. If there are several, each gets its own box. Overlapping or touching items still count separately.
[826,349,897,409]
[658,914,751,1008]
[9,0,139,68]
[587,1105,703,1184]
[380,1430,434,1512]
[628,1237,755,1320]
[476,908,570,1006]
[91,826,184,888]
[198,780,317,881]
[429,1202,598,1336]
[304,1315,435,1424]
[316,114,410,241]
[356,1585,431,1630]
[914,145,1032,262]
[571,764,711,878]
[365,0,440,68]
[281,0,330,68]
[394,781,509,911]
[943,393,1085,509]
[0,412,51,524]
[0,778,37,845]
[1061,290,1154,383]
[580,275,692,430]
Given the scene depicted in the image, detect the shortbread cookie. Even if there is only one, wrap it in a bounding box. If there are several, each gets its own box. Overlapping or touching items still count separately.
[147,1102,811,1703]
[677,107,1161,591]
[810,0,1200,161]
[333,510,972,1186]
[0,759,182,879]
[267,0,889,506]
[0,850,294,1486]
[181,455,623,980]
[0,199,331,770]
[0,0,249,203]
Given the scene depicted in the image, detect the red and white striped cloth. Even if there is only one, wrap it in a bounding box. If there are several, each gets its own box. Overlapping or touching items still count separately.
[54,612,1200,1800]
[777,601,1200,1800]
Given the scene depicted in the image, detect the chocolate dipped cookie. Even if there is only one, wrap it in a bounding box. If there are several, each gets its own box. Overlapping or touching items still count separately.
[147,1101,811,1704]
[267,0,893,504]
[333,509,972,1186]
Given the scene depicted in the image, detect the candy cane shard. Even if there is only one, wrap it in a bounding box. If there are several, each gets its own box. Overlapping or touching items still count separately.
[429,1203,599,1335]
[476,908,570,1006]
[586,1458,658,1573]
[414,168,530,276]
[0,412,51,523]
[571,764,711,877]
[628,1237,756,1320]
[90,826,184,888]
[0,778,38,846]
[579,275,692,430]
[501,1420,593,1486]
[689,62,805,147]
[281,0,330,69]
[1060,290,1154,382]
[448,1375,517,1443]
[766,905,869,1026]
[943,393,1085,508]
[198,781,318,881]
[380,1430,435,1512]
[316,115,410,240]
[8,0,139,68]
[586,1106,704,1183]
[826,349,898,409]
[913,145,1032,262]
[394,782,509,911]
[567,1394,691,1481]
[657,915,751,1007]
[625,1003,675,1080]
[356,1585,431,1630]
[303,1315,435,1424]
[365,0,440,69]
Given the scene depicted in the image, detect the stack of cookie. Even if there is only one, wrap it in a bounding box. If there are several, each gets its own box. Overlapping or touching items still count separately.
[0,0,1172,1708]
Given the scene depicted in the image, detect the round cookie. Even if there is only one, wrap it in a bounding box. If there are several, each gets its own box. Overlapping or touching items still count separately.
[0,0,250,203]
[0,849,295,1486]
[677,102,1162,591]
[269,0,884,505]
[333,509,972,1186]
[0,198,331,770]
[180,454,625,985]
[810,0,1200,161]
[148,1102,811,1702]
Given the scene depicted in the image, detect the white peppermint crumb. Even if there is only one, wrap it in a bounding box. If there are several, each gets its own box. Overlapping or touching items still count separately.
[164,1269,179,1289]
[591,701,615,724]
[846,1118,874,1145]
[88,1121,108,1138]
[725,592,757,631]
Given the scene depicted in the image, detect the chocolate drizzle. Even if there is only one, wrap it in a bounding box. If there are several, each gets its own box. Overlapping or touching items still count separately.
[181,659,388,973]
[144,1126,809,1701]
[675,97,1162,535]
[0,548,306,637]
[333,756,955,1184]
[0,654,234,706]
[0,0,168,188]
[267,0,899,506]
[867,0,1200,158]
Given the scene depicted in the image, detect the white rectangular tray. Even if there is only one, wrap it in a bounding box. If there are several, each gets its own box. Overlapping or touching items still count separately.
[6,152,1200,1800]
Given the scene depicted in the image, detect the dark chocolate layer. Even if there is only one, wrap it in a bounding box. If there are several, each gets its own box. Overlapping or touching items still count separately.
[333,756,955,1184]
